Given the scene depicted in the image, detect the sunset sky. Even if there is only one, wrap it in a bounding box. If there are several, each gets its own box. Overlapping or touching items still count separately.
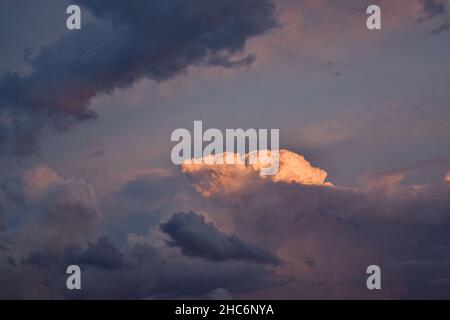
[0,0,450,299]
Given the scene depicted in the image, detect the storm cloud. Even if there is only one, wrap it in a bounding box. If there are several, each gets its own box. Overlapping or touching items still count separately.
[176,150,450,299]
[0,166,282,299]
[1,150,450,299]
[0,0,278,155]
[1,0,450,300]
[161,211,280,264]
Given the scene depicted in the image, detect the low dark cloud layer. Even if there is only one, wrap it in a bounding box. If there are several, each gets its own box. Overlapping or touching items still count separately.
[0,0,277,155]
[0,167,282,299]
[1,157,450,299]
[162,212,280,264]
[1,228,280,300]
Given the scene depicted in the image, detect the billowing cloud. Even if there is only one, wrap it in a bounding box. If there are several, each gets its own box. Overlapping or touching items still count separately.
[270,150,332,186]
[14,165,64,202]
[1,232,282,299]
[0,166,283,299]
[0,165,102,251]
[1,154,450,298]
[181,149,332,197]
[0,0,278,155]
[1,0,450,300]
[176,150,450,299]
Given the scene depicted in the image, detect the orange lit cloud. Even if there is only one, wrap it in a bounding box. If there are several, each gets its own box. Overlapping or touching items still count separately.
[181,149,332,197]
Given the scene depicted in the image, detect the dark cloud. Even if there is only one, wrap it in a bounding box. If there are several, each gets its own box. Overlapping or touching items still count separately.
[0,165,102,251]
[421,0,447,18]
[418,0,450,34]
[64,237,125,270]
[0,189,12,231]
[1,235,282,299]
[181,157,450,298]
[0,0,70,72]
[429,21,450,34]
[1,156,450,299]
[302,257,316,268]
[0,0,277,155]
[0,166,282,299]
[102,173,199,244]
[161,212,280,265]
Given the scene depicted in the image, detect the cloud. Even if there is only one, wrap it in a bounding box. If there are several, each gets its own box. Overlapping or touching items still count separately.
[248,0,428,69]
[0,153,450,298]
[161,211,280,264]
[0,191,9,231]
[359,170,407,196]
[0,165,102,251]
[270,150,332,186]
[181,149,332,197]
[429,21,450,34]
[15,165,64,202]
[418,0,450,34]
[64,237,125,270]
[0,0,278,155]
[177,150,450,298]
[420,0,447,18]
[102,173,201,244]
[1,234,282,299]
[0,166,284,299]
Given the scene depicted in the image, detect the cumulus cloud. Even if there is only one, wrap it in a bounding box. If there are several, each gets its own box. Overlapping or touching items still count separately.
[0,167,284,299]
[0,165,102,251]
[161,212,280,264]
[181,149,332,197]
[0,0,278,155]
[1,152,450,298]
[176,149,450,298]
[1,0,450,300]
[14,166,64,202]
[269,150,332,186]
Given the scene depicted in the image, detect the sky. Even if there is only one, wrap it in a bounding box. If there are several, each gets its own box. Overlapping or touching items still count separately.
[0,0,450,299]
